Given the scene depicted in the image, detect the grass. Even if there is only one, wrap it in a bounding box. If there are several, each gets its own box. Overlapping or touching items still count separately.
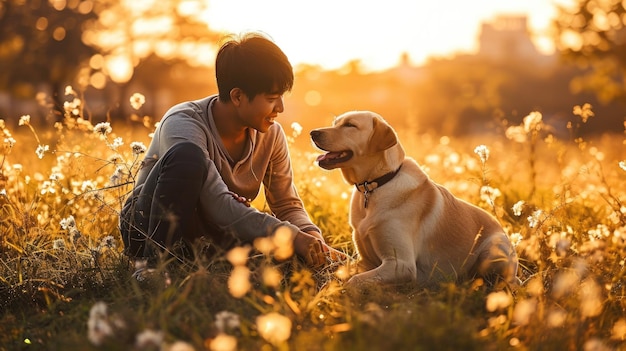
[0,91,625,351]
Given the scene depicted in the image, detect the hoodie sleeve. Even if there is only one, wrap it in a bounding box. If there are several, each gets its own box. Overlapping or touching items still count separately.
[263,124,321,234]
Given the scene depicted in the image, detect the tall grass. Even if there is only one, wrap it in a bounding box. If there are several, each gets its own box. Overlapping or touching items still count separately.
[0,90,625,351]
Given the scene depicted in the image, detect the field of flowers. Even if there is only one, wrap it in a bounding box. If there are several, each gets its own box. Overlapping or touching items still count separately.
[0,89,625,351]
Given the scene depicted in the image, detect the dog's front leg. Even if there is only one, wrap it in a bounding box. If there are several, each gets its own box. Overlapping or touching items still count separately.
[345,225,417,288]
[345,257,417,288]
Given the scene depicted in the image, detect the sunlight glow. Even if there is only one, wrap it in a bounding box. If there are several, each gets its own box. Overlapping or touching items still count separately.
[256,312,292,346]
[132,16,173,36]
[122,0,156,15]
[203,0,577,71]
[304,90,322,106]
[105,55,133,83]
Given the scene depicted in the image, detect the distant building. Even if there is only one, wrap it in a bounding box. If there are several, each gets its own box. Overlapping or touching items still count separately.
[478,15,552,64]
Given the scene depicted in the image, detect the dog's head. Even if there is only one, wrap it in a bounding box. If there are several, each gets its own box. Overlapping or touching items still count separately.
[310,111,403,181]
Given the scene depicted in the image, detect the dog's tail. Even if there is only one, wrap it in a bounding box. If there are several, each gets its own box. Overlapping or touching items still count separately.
[469,232,519,286]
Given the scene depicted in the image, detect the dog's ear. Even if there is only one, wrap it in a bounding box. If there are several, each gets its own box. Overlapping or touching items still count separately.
[369,117,398,152]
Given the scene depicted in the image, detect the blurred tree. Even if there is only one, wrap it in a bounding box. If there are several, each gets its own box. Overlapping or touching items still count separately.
[82,0,224,85]
[554,0,626,103]
[0,0,96,118]
[0,0,225,121]
[405,54,622,137]
[80,0,225,118]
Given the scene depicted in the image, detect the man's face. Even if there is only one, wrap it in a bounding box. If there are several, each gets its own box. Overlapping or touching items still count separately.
[237,92,285,133]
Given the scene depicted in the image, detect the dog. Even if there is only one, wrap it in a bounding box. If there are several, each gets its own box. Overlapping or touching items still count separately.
[310,111,518,289]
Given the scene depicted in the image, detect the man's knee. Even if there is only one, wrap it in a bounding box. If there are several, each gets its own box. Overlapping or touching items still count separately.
[161,142,208,179]
[165,142,205,162]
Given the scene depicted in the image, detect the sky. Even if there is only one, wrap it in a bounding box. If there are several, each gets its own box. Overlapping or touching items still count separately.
[203,0,576,71]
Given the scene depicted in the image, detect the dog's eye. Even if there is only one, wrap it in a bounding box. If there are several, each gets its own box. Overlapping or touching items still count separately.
[342,122,356,128]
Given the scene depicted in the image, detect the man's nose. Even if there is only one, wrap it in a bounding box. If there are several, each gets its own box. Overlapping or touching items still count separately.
[275,97,284,113]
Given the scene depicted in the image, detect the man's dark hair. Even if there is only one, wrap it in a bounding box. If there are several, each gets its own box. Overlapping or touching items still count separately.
[215,32,294,102]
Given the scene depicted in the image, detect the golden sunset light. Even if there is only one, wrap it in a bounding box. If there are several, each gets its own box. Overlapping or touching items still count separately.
[203,0,577,71]
[2,1,626,349]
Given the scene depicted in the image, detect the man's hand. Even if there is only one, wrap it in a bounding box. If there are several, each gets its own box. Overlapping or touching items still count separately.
[305,230,325,241]
[294,231,347,267]
[229,192,251,207]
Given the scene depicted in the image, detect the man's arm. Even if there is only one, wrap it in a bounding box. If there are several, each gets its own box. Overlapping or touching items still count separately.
[262,124,322,234]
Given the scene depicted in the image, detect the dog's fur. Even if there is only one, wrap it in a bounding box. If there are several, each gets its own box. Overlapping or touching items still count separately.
[311,111,518,288]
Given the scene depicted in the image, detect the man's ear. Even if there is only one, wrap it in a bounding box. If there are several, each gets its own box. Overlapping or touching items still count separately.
[229,88,244,106]
[369,117,398,152]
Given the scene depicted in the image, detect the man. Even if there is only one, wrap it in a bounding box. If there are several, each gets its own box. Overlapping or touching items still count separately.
[120,32,336,270]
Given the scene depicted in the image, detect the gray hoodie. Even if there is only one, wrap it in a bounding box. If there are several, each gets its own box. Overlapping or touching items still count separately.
[133,94,320,242]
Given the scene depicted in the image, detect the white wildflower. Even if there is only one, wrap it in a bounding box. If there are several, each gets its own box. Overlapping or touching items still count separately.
[63,98,81,116]
[60,215,76,230]
[573,103,594,123]
[87,302,113,346]
[108,154,122,164]
[580,278,603,318]
[93,122,112,138]
[509,232,523,247]
[512,201,525,216]
[52,238,65,250]
[210,333,237,351]
[112,137,123,149]
[18,115,31,126]
[168,341,196,351]
[130,141,147,155]
[480,186,501,206]
[215,311,241,333]
[3,137,16,148]
[513,298,537,326]
[291,122,303,138]
[555,236,571,257]
[40,180,56,194]
[523,111,543,133]
[109,165,125,186]
[528,210,543,228]
[611,318,626,341]
[65,85,77,96]
[256,312,292,346]
[49,171,63,181]
[619,161,626,172]
[474,145,490,164]
[583,338,610,351]
[81,180,96,192]
[135,329,163,349]
[486,290,512,312]
[505,125,527,143]
[547,309,567,328]
[35,144,49,159]
[130,93,146,110]
[588,224,611,240]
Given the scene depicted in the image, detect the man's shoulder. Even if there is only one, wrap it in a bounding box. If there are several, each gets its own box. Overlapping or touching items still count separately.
[163,96,214,120]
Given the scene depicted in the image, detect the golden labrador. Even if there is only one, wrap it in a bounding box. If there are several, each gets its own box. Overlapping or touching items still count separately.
[310,111,518,288]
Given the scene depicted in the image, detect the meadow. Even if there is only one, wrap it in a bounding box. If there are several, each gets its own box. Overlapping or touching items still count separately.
[0,90,625,351]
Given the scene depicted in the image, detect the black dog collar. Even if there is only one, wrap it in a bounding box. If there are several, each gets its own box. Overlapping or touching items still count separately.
[354,165,402,208]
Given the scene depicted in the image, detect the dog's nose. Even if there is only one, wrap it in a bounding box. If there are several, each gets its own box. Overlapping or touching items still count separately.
[310,130,321,139]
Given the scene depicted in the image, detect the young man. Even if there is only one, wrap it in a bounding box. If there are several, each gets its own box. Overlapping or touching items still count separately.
[120,32,336,269]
